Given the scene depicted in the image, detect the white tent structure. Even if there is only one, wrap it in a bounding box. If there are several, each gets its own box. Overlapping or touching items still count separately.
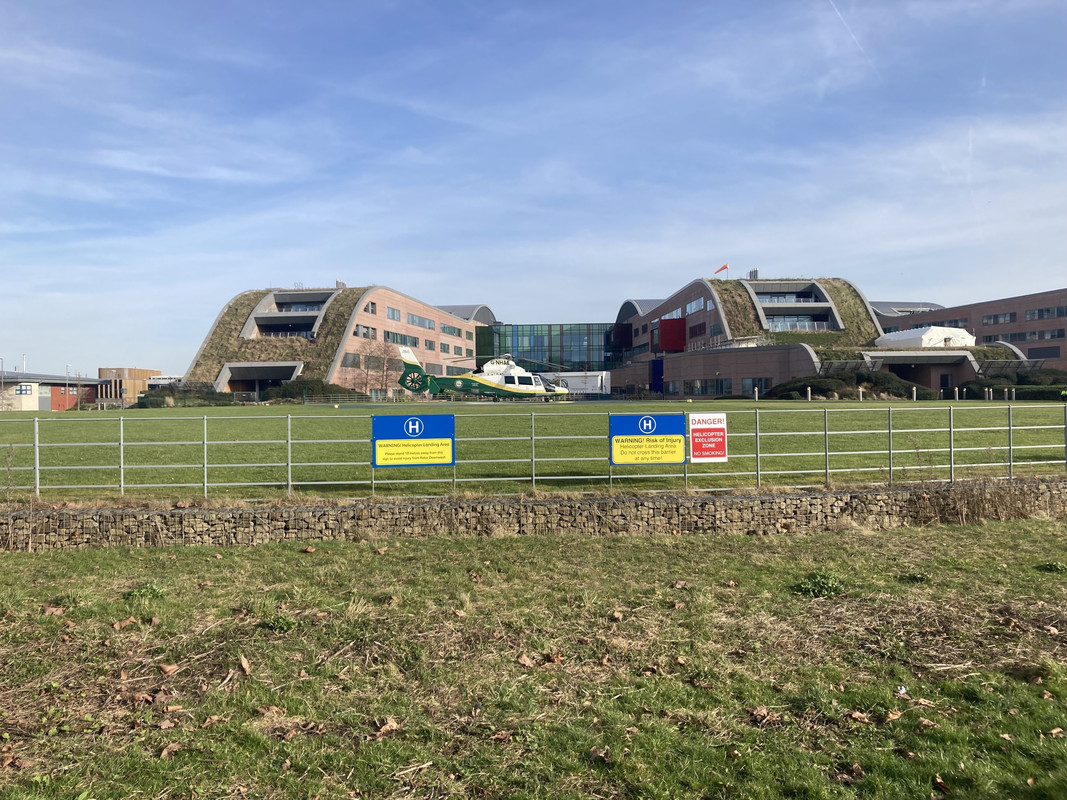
[874,326,976,349]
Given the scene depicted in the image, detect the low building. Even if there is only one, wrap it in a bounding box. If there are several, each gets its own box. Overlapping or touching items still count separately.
[0,371,103,411]
[877,287,1067,372]
[97,367,163,407]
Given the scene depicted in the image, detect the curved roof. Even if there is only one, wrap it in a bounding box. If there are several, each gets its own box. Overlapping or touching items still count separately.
[436,304,499,325]
[615,299,665,324]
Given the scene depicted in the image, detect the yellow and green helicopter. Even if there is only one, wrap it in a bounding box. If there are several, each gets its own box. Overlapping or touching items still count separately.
[396,347,569,400]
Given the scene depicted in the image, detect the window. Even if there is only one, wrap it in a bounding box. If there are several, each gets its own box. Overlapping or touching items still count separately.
[425,363,443,375]
[407,313,435,330]
[424,340,436,351]
[683,378,732,396]
[689,322,706,338]
[685,297,705,315]
[387,307,401,321]
[1026,306,1067,321]
[363,301,377,314]
[341,353,360,368]
[981,312,1016,325]
[742,377,772,395]
[446,366,467,376]
[15,384,31,395]
[353,325,376,339]
[518,376,533,386]
[441,324,462,337]
[1028,345,1061,359]
[466,348,473,358]
[440,343,450,354]
[384,331,419,347]
[661,308,683,320]
[664,381,681,396]
[504,375,516,385]
[466,331,474,340]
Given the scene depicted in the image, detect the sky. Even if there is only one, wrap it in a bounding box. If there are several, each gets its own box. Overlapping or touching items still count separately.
[1,1,1065,378]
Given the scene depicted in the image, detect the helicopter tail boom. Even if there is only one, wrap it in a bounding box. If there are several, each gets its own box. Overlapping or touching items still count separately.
[396,346,440,394]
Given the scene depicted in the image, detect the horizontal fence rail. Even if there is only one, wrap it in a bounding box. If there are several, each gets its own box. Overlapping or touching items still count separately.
[0,404,1064,500]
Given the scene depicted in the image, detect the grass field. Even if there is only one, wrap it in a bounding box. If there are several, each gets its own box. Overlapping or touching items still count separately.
[1,400,1065,502]
[1,520,1066,798]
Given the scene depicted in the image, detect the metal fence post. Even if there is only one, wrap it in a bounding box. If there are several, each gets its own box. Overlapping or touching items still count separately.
[286,414,293,495]
[887,407,893,486]
[203,416,208,499]
[824,407,830,486]
[33,417,40,498]
[119,416,125,496]
[1008,405,1014,479]
[608,413,613,490]
[754,408,761,489]
[531,412,536,491]
[949,406,955,483]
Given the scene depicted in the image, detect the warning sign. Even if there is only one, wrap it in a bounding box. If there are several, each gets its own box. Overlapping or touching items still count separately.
[689,413,728,462]
[374,438,453,467]
[611,435,686,464]
[609,414,686,465]
[372,415,455,468]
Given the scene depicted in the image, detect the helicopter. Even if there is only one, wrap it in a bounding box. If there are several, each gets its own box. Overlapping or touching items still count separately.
[396,347,569,400]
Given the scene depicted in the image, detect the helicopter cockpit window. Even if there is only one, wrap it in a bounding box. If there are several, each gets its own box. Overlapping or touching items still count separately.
[518,376,534,386]
[504,376,516,385]
[533,376,543,385]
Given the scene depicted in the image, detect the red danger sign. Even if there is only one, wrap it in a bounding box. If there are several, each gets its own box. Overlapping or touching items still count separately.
[689,413,728,463]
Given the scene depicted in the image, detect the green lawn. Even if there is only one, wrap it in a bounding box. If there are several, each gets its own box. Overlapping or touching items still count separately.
[1,519,1065,798]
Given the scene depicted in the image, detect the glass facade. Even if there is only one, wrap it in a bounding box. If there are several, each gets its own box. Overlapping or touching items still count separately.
[477,323,620,372]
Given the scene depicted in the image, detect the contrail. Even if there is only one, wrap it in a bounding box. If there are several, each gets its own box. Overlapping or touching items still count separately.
[827,0,883,81]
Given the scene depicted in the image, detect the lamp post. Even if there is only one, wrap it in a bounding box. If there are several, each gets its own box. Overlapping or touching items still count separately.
[66,364,71,410]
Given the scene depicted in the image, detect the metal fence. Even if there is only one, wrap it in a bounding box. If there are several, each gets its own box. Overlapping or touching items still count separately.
[1,404,1065,500]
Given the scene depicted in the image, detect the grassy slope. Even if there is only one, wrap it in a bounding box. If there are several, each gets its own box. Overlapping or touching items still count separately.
[184,288,367,384]
[710,280,763,338]
[1,521,1065,798]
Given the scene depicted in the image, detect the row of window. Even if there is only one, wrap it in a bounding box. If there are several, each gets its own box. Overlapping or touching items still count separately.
[982,312,1016,325]
[368,304,474,339]
[340,352,475,378]
[352,329,475,357]
[1027,306,1067,321]
[767,316,830,332]
[662,377,771,397]
[664,378,733,396]
[916,318,968,329]
[755,293,817,304]
[982,329,1065,343]
[279,302,323,312]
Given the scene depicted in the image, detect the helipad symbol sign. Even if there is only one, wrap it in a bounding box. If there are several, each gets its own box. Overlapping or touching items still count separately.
[608,414,686,465]
[689,413,728,463]
[372,414,455,468]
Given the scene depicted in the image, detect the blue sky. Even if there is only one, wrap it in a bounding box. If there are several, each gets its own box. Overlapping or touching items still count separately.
[1,0,1065,377]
